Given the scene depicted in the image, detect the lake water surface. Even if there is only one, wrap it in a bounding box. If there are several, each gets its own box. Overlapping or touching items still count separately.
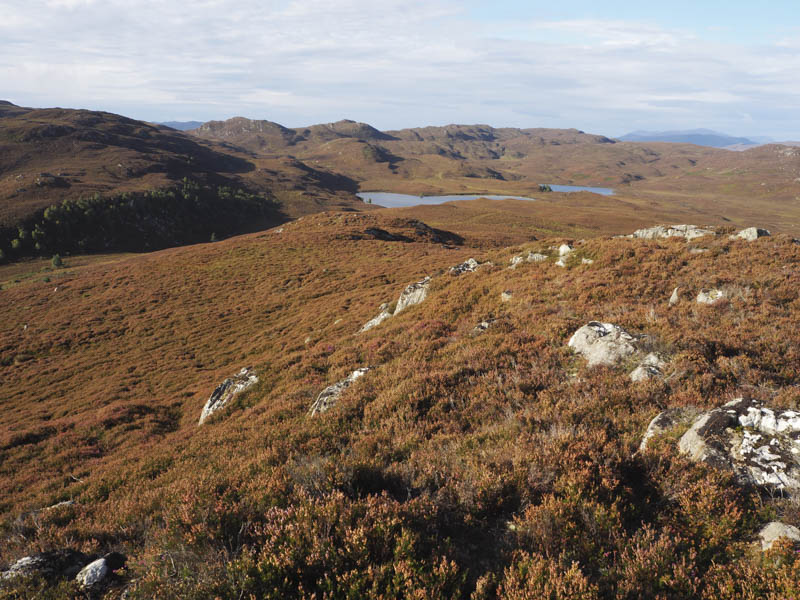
[357,185,614,208]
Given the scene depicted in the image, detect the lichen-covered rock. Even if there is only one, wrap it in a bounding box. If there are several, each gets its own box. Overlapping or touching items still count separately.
[360,303,393,332]
[567,322,640,367]
[449,258,480,275]
[309,367,371,415]
[1,549,89,581]
[735,227,771,241]
[639,407,700,452]
[631,224,715,240]
[199,367,258,425]
[74,553,125,589]
[678,398,800,494]
[630,352,668,382]
[696,289,726,304]
[395,277,431,313]
[758,522,800,551]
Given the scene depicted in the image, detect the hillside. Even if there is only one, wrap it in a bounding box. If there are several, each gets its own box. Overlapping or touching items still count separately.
[1,212,799,598]
[0,103,366,260]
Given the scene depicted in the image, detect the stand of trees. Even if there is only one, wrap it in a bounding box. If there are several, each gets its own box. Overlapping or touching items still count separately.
[0,179,282,262]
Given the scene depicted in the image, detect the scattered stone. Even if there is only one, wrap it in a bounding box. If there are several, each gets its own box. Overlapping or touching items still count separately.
[558,244,573,257]
[395,277,431,313]
[501,290,513,302]
[198,367,259,425]
[678,397,800,494]
[1,549,90,581]
[581,258,594,265]
[360,303,393,332]
[630,352,668,382]
[309,367,371,415]
[735,227,771,241]
[449,258,480,275]
[75,553,126,589]
[567,322,640,367]
[758,522,800,551]
[45,500,75,511]
[688,248,709,254]
[639,407,700,452]
[528,252,548,262]
[668,287,680,306]
[696,288,726,305]
[304,336,312,344]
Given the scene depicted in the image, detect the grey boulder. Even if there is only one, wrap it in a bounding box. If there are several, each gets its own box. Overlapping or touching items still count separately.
[310,367,371,416]
[199,367,259,425]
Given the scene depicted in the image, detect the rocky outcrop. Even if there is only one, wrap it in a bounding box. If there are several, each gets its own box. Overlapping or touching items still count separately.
[631,224,715,240]
[359,303,393,333]
[199,367,259,425]
[735,227,771,242]
[75,553,126,589]
[678,397,800,494]
[449,258,480,275]
[639,407,700,452]
[696,289,726,304]
[395,277,431,313]
[1,549,89,581]
[567,322,640,367]
[758,522,800,551]
[310,367,371,415]
[630,353,667,382]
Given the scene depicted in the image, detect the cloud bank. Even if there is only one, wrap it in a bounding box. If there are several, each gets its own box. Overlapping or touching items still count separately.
[2,0,799,137]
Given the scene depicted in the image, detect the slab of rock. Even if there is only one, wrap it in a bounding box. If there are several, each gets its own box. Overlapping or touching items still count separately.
[639,407,700,452]
[631,224,715,240]
[75,553,125,589]
[567,322,640,367]
[199,367,258,425]
[449,258,480,275]
[758,522,800,551]
[360,303,393,332]
[630,352,668,382]
[509,255,525,269]
[528,252,548,262]
[735,227,771,241]
[1,549,90,581]
[696,289,726,305]
[309,367,371,415]
[678,397,800,494]
[395,277,431,313]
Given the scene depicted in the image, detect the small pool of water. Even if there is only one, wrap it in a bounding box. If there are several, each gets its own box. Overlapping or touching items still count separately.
[357,185,614,208]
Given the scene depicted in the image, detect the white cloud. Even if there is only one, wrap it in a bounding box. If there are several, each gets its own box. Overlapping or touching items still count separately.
[1,2,799,137]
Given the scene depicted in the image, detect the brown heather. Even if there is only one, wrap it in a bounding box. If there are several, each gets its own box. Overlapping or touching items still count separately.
[1,210,800,598]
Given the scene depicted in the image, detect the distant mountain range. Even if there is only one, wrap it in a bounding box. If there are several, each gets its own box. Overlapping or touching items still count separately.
[158,120,204,131]
[618,128,764,148]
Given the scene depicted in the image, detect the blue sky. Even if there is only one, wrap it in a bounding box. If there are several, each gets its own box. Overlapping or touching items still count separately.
[2,0,800,138]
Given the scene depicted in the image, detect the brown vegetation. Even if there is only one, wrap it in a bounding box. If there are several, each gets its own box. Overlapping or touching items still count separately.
[1,210,799,597]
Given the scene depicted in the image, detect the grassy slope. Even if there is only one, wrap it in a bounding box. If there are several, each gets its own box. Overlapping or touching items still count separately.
[1,212,799,597]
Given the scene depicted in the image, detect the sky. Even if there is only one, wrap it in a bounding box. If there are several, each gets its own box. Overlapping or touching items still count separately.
[2,0,800,138]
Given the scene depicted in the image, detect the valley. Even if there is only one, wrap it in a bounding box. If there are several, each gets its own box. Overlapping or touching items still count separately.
[1,103,800,598]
